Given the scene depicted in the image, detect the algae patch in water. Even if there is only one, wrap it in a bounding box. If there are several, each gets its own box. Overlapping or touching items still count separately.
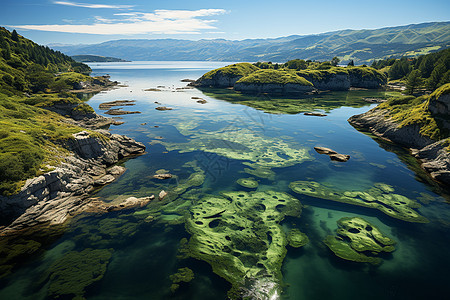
[287,228,309,248]
[185,190,302,298]
[289,181,428,223]
[236,177,259,189]
[324,217,395,265]
[161,128,312,169]
[46,248,113,299]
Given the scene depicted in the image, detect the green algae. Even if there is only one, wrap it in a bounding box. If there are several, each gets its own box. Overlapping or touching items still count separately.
[289,181,428,223]
[169,267,194,293]
[287,229,309,248]
[243,167,276,180]
[46,248,112,299]
[185,190,302,298]
[72,217,141,248]
[324,217,395,265]
[236,177,259,189]
[162,128,311,169]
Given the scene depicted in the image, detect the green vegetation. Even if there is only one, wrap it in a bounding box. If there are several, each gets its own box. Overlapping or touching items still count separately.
[199,62,259,81]
[185,191,302,298]
[0,28,101,195]
[289,181,428,223]
[378,84,450,141]
[236,177,259,189]
[372,47,450,93]
[287,229,309,248]
[324,217,395,265]
[46,248,113,299]
[169,267,194,293]
[71,54,128,63]
[236,69,313,86]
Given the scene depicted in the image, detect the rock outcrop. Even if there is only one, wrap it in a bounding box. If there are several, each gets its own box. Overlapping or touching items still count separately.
[0,127,145,236]
[234,82,314,94]
[348,108,450,185]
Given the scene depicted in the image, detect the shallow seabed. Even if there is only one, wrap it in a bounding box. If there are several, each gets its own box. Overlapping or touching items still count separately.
[1,61,450,300]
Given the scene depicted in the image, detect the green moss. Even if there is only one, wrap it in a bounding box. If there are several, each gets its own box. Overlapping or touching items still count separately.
[236,177,259,189]
[236,69,312,86]
[287,229,309,248]
[324,217,395,265]
[296,67,348,82]
[0,95,93,195]
[185,191,302,298]
[289,181,428,223]
[200,63,259,81]
[47,248,112,299]
[55,72,92,89]
[243,167,275,180]
[378,89,449,141]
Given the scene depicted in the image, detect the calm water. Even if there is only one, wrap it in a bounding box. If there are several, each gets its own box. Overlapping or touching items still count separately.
[1,61,450,300]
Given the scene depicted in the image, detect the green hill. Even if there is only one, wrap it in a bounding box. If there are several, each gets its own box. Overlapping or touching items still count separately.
[0,28,99,195]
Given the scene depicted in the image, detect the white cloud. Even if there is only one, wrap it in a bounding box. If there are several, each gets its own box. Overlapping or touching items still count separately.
[53,1,134,9]
[11,9,227,35]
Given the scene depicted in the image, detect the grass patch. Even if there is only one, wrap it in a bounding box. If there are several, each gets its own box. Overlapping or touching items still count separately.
[378,83,450,142]
[236,69,312,85]
[0,94,89,195]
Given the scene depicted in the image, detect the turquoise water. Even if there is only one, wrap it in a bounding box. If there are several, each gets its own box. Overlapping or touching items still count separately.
[1,61,450,300]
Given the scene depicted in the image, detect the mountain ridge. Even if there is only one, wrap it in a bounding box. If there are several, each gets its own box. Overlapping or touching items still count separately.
[49,21,450,64]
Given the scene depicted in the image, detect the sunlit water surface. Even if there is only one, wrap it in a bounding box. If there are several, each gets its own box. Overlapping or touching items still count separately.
[1,61,450,300]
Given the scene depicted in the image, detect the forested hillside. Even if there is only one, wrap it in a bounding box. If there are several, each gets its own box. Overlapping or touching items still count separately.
[0,28,96,195]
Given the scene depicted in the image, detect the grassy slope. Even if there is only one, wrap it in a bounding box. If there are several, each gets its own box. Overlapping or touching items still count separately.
[378,83,450,143]
[0,28,98,195]
[236,69,313,85]
[200,63,259,80]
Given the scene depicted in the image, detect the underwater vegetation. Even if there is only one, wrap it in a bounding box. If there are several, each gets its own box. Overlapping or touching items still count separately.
[236,177,259,189]
[45,248,113,299]
[289,181,428,223]
[169,267,195,293]
[162,128,311,169]
[324,217,395,265]
[184,190,303,298]
[287,228,309,248]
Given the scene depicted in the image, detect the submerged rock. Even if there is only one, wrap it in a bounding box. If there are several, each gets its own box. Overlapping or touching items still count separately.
[314,146,350,162]
[155,106,173,111]
[153,173,173,180]
[98,100,136,110]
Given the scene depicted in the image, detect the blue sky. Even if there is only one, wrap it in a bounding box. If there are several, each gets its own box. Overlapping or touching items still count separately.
[1,0,449,45]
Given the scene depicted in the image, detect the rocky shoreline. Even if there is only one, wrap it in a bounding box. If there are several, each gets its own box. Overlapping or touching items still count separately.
[348,108,450,185]
[0,122,146,236]
[0,84,147,236]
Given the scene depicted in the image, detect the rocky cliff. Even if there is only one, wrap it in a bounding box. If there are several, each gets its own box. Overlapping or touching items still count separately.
[0,119,145,236]
[234,82,314,94]
[348,84,450,185]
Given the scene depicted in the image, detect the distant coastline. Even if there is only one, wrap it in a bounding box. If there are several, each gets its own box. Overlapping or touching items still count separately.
[71,54,130,63]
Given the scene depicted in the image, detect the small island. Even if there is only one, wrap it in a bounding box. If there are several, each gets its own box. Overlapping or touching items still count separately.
[190,59,387,94]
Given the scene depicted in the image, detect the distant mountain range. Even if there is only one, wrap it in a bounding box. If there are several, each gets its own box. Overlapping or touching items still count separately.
[50,21,450,64]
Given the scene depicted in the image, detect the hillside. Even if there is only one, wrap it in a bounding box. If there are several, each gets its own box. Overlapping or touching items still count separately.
[71,55,129,63]
[0,28,139,196]
[50,21,450,64]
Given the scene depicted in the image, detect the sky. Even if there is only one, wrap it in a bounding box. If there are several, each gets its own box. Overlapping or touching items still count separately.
[1,0,449,45]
